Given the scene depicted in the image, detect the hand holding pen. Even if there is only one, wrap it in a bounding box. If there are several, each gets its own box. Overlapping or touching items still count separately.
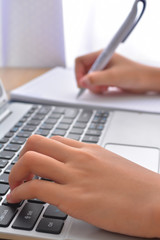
[75,51,160,94]
[76,0,146,98]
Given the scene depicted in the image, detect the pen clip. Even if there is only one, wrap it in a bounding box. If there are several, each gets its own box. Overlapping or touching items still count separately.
[122,0,146,43]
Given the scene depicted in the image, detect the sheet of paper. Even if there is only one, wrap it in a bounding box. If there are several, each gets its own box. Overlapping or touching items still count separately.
[10,67,160,113]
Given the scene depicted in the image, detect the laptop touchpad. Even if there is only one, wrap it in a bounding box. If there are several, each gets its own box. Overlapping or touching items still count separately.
[105,144,159,173]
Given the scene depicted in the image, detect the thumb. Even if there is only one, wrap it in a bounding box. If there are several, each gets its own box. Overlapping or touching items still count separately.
[80,70,117,88]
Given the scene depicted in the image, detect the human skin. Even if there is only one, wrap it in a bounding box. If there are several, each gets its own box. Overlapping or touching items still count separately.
[75,51,160,94]
[7,135,160,238]
[7,53,160,238]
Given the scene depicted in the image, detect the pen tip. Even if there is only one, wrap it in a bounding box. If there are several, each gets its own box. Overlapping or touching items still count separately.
[76,88,85,99]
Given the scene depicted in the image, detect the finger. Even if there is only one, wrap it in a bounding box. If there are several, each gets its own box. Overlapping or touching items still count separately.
[19,135,77,163]
[51,135,84,148]
[75,50,102,87]
[7,180,65,206]
[79,74,109,93]
[9,151,69,191]
[87,85,108,94]
[75,57,86,88]
[81,69,117,87]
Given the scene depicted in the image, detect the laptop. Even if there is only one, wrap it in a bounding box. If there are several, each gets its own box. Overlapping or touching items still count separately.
[0,78,160,240]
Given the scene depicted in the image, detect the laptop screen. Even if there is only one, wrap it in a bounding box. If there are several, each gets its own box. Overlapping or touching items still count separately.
[0,79,7,107]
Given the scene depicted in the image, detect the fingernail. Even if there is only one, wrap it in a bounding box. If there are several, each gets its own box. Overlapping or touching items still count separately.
[6,192,13,203]
[80,76,91,88]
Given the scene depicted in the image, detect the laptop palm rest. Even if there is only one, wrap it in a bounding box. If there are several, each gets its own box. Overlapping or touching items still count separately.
[105,144,159,173]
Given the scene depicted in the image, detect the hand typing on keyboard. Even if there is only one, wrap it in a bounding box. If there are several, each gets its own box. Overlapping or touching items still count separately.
[6,134,160,238]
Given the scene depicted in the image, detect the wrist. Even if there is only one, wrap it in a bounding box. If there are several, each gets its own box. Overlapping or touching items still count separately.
[139,64,160,92]
[147,178,160,238]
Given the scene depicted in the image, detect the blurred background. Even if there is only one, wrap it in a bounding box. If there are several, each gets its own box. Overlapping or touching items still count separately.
[0,0,159,68]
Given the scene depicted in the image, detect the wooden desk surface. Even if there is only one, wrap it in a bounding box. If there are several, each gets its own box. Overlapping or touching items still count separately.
[0,68,51,240]
[0,68,51,96]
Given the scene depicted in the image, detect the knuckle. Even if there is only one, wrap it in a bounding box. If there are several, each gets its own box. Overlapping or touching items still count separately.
[75,56,82,66]
[22,151,35,166]
[76,149,93,162]
[88,74,95,84]
[51,135,63,141]
[25,134,40,149]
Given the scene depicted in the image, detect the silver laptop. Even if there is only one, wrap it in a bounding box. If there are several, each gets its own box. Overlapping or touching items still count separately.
[0,79,160,240]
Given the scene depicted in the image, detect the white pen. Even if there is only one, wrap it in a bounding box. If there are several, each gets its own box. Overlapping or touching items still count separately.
[76,0,146,98]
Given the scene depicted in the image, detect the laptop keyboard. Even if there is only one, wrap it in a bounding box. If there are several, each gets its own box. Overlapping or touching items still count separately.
[0,104,109,239]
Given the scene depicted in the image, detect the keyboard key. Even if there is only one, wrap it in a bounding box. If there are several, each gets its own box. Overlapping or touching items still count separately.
[28,198,45,204]
[20,117,28,123]
[3,199,23,208]
[53,107,65,114]
[44,205,67,220]
[4,164,13,174]
[70,128,83,135]
[52,129,67,136]
[37,106,51,115]
[0,159,8,168]
[10,137,26,145]
[73,122,86,129]
[0,173,9,184]
[92,115,108,124]
[95,110,109,117]
[14,121,23,128]
[11,156,19,165]
[28,106,38,113]
[10,127,19,133]
[49,113,62,119]
[36,218,64,234]
[44,118,57,125]
[0,143,3,150]
[77,110,92,123]
[0,151,15,160]
[82,136,99,143]
[22,125,37,132]
[17,131,32,138]
[24,113,32,119]
[0,184,10,195]
[12,203,43,230]
[4,144,21,152]
[88,123,97,129]
[67,134,81,141]
[32,114,44,121]
[100,117,108,124]
[40,124,54,130]
[96,124,105,131]
[60,118,73,124]
[35,129,50,137]
[0,138,8,144]
[85,130,101,137]
[0,205,17,227]
[27,120,41,126]
[5,132,14,138]
[64,108,79,118]
[56,123,70,130]
[92,116,101,123]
